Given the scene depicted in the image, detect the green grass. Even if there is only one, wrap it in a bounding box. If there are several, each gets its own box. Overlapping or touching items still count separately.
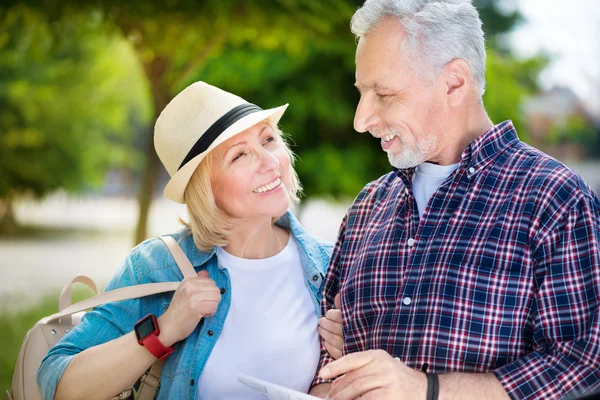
[1,288,97,393]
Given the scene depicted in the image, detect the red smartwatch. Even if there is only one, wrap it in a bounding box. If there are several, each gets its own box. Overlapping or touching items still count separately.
[134,314,174,360]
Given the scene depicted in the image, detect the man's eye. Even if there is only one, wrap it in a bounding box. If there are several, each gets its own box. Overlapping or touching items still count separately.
[232,152,246,162]
[376,93,390,99]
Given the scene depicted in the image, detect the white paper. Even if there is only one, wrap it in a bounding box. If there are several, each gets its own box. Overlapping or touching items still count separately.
[237,373,321,400]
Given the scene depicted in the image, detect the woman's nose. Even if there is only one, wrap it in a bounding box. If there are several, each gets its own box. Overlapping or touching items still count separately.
[258,147,280,173]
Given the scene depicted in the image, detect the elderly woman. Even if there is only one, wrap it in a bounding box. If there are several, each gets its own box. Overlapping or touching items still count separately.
[37,82,343,399]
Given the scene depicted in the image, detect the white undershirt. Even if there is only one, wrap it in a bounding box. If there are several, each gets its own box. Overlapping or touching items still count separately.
[412,162,460,219]
[196,235,320,399]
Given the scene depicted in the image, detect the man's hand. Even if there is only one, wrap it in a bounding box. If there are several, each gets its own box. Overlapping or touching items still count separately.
[318,294,343,359]
[318,349,427,400]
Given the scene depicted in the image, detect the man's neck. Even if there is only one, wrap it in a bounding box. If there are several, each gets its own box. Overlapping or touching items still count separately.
[429,106,493,166]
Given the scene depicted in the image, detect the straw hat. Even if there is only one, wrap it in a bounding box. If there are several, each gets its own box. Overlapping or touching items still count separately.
[154,81,288,203]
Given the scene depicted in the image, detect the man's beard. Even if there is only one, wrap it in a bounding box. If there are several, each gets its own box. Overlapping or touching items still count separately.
[371,127,437,169]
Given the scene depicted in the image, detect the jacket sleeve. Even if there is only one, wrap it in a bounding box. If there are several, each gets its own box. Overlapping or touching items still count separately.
[493,192,600,399]
[37,250,144,400]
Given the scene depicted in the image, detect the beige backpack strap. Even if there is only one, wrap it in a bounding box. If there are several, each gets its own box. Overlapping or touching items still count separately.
[158,236,197,279]
[41,237,194,399]
[133,237,195,399]
[45,282,180,325]
[58,275,99,325]
[109,388,133,400]
[136,359,166,400]
[51,236,194,325]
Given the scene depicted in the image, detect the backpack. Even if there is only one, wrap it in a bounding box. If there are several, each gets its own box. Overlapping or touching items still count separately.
[5,236,196,400]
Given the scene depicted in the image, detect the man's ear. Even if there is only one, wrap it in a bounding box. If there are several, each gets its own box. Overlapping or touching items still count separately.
[443,59,470,107]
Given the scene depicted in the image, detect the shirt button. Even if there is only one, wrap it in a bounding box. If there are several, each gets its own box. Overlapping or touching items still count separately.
[208,330,214,336]
[190,379,195,386]
[220,288,226,295]
[402,297,412,306]
[469,167,475,173]
[407,238,415,247]
[312,274,320,282]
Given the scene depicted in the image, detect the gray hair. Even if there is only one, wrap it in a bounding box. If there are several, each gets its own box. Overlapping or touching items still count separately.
[351,0,487,96]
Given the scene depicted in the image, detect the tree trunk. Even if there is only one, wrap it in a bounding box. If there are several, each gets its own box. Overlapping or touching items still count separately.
[133,56,170,245]
[0,195,17,235]
[130,31,224,245]
[133,136,161,244]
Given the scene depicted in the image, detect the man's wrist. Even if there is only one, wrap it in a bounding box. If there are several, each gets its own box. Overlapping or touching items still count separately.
[414,369,428,400]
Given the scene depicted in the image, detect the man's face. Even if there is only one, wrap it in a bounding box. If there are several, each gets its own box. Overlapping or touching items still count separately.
[354,18,447,168]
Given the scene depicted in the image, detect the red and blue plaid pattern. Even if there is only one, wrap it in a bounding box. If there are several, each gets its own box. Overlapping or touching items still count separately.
[314,121,600,399]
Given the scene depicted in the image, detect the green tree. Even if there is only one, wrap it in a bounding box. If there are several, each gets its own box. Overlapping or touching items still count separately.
[4,0,358,242]
[1,0,549,240]
[0,5,148,232]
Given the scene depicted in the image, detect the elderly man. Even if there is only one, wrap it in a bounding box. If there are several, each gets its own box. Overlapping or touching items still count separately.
[309,0,600,399]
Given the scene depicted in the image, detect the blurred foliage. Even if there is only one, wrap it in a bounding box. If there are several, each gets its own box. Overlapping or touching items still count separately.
[484,51,549,142]
[0,5,149,201]
[473,0,523,51]
[0,0,550,230]
[546,115,599,150]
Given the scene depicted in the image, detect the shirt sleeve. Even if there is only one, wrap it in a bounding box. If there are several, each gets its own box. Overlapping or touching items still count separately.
[311,213,348,388]
[37,251,143,400]
[493,192,600,399]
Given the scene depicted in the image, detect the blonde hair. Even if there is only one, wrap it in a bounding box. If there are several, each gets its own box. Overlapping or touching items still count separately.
[180,128,302,252]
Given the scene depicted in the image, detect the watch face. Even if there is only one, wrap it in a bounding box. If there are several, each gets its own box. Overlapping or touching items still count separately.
[135,315,157,341]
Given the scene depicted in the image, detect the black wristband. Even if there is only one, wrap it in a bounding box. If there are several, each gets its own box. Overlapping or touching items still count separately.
[426,373,439,400]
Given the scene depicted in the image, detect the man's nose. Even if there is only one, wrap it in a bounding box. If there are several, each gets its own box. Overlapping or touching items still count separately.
[354,95,381,133]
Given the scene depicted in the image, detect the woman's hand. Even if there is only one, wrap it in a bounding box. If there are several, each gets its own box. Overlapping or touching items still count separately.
[318,294,344,359]
[158,270,221,346]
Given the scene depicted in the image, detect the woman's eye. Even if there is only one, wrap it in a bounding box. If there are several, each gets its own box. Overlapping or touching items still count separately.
[232,152,246,162]
[264,136,275,145]
[376,93,390,99]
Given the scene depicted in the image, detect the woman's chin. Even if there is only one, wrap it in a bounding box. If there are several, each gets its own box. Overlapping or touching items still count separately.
[260,199,290,219]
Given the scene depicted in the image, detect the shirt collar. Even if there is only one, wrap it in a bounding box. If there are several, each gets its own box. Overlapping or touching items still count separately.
[393,120,519,185]
[459,120,519,174]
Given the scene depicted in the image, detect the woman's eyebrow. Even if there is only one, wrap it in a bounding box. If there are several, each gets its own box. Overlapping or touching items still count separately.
[225,125,273,157]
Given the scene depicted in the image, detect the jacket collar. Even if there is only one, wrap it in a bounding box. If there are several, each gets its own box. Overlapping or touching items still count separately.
[177,209,324,269]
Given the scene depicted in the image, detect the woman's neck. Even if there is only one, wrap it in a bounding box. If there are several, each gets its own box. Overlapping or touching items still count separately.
[223,217,289,259]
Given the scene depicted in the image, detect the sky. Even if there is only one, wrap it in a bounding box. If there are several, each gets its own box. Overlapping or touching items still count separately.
[509,0,600,116]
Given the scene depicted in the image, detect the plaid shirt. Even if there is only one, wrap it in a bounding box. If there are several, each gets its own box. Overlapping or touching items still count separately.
[314,121,600,399]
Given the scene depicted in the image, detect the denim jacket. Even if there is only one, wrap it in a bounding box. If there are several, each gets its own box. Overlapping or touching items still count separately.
[37,210,333,400]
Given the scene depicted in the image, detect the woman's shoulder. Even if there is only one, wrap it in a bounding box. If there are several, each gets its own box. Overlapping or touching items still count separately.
[118,230,203,284]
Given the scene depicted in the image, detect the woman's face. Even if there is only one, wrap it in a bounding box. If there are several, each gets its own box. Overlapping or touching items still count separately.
[210,121,292,221]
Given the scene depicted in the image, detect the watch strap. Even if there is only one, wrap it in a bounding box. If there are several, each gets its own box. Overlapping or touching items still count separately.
[141,331,173,360]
